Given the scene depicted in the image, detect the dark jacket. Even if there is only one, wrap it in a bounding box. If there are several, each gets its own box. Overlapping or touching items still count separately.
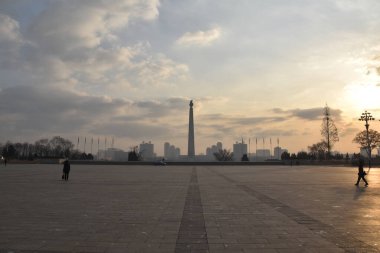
[63,161,70,173]
[358,158,365,176]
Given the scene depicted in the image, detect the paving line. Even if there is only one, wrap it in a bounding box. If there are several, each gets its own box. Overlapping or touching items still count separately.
[207,167,380,253]
[175,167,209,253]
[0,249,71,253]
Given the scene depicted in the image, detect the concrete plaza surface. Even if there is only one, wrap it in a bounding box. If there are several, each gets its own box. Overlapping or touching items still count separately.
[1,164,380,253]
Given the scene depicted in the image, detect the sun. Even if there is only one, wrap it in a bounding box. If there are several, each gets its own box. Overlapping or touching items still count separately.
[344,83,380,112]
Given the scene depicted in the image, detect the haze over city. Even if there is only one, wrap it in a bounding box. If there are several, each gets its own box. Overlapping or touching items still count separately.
[1,0,380,155]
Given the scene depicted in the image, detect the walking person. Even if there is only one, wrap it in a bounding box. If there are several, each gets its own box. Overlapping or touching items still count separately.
[355,156,368,186]
[62,159,71,181]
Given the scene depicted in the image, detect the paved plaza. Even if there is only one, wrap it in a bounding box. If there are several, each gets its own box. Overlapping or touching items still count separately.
[1,164,380,253]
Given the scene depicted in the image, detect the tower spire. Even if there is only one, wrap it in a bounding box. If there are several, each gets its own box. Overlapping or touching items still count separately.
[188,100,195,157]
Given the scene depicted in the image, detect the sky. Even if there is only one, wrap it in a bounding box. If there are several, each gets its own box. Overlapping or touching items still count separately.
[1,0,380,156]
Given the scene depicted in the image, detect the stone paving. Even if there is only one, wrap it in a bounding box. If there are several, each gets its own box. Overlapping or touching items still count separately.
[1,164,380,252]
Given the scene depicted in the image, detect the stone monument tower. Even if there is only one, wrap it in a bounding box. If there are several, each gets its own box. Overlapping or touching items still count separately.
[188,100,195,157]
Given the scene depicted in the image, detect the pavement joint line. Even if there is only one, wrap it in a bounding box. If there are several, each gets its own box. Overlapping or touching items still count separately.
[0,250,78,253]
[206,167,380,253]
[175,167,209,252]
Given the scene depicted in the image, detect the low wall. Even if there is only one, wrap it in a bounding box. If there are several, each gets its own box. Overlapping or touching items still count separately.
[7,159,380,167]
[68,160,286,166]
[66,160,350,166]
[4,159,62,164]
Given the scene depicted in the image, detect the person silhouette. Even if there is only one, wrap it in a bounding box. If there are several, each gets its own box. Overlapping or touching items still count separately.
[355,156,368,186]
[62,159,71,181]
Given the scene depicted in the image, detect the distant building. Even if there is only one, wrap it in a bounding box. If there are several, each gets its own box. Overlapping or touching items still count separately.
[175,147,180,157]
[206,142,223,159]
[164,142,170,157]
[233,141,247,161]
[274,146,281,159]
[164,142,180,160]
[274,146,288,160]
[98,148,129,161]
[140,141,155,160]
[248,153,256,161]
[256,149,270,159]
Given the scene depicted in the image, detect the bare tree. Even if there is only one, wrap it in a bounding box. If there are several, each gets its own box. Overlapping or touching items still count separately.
[214,149,233,161]
[48,136,74,158]
[35,139,49,157]
[128,146,142,161]
[321,105,339,159]
[308,141,328,160]
[353,130,380,155]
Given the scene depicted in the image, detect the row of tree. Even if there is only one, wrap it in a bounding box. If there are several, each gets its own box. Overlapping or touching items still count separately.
[1,136,93,160]
[281,150,347,160]
[211,148,348,162]
[212,105,380,162]
[308,105,380,160]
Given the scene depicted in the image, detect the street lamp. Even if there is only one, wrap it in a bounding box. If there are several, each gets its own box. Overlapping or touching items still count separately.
[359,111,375,168]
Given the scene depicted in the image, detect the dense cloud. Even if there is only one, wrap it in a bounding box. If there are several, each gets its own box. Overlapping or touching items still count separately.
[0,83,198,146]
[0,0,187,95]
[0,86,129,135]
[196,114,296,141]
[26,0,159,54]
[273,107,342,121]
[199,114,287,124]
[0,0,193,147]
[91,122,169,139]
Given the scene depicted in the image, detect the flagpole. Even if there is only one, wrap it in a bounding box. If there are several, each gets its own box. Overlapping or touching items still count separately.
[105,137,107,160]
[270,138,272,158]
[263,137,265,159]
[248,138,251,160]
[255,138,257,161]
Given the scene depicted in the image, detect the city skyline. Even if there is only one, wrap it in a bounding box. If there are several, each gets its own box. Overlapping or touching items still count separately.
[1,1,380,155]
[11,135,352,158]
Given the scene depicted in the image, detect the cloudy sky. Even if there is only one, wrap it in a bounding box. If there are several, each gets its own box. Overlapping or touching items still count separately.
[1,0,380,155]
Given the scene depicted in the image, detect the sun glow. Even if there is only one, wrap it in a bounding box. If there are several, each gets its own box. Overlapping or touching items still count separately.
[344,82,380,112]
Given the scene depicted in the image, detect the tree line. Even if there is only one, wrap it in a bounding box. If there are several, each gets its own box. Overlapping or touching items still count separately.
[213,105,380,162]
[280,150,347,161]
[307,105,380,161]
[211,148,348,162]
[1,136,93,160]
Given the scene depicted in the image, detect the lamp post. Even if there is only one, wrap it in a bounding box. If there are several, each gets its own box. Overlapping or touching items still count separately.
[359,111,375,168]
